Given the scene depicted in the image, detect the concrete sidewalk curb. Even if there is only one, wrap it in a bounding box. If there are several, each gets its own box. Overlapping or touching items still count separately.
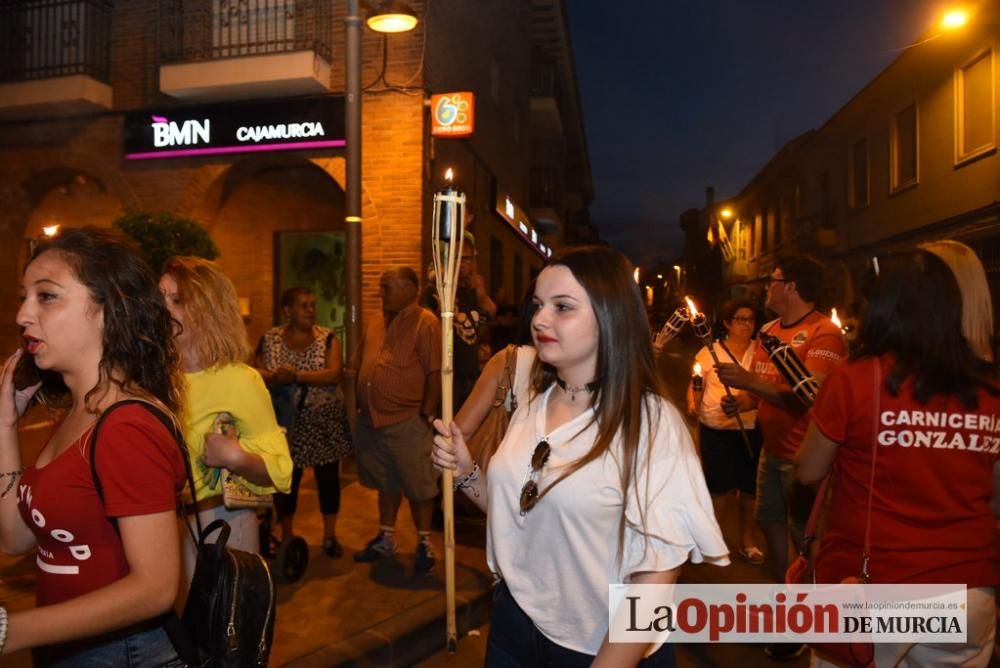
[283,585,493,667]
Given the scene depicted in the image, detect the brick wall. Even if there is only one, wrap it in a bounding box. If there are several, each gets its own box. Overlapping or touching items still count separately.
[0,0,428,356]
[0,0,550,362]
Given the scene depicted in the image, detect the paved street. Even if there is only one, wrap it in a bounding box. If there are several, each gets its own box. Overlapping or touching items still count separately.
[0,414,494,667]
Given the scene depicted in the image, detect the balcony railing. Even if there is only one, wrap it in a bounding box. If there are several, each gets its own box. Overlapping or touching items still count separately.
[530,63,556,98]
[158,0,332,64]
[0,0,112,83]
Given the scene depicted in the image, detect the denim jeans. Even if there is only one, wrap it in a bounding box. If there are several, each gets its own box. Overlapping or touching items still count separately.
[486,580,676,667]
[33,624,184,667]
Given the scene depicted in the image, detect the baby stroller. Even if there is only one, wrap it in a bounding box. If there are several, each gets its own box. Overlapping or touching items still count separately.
[262,383,310,584]
[259,506,309,584]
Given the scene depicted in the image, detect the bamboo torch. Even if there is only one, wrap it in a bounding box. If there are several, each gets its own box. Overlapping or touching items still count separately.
[685,297,755,458]
[432,168,462,653]
[758,332,819,406]
[653,306,691,354]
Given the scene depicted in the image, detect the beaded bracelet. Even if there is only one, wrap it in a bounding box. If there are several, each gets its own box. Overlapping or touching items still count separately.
[0,605,9,655]
[453,464,481,497]
[0,469,25,499]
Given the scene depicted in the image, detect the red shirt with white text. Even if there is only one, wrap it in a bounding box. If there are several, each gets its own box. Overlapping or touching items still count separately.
[812,355,1000,586]
[17,405,186,606]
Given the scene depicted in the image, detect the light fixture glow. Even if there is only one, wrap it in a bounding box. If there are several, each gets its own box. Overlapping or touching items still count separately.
[719,207,734,220]
[941,9,969,30]
[366,1,419,33]
[42,224,60,237]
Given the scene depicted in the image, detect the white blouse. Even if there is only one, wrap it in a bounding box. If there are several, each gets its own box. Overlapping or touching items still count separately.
[486,384,729,655]
[694,341,758,430]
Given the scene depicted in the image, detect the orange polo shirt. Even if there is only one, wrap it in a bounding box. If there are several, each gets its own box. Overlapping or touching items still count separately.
[357,303,441,428]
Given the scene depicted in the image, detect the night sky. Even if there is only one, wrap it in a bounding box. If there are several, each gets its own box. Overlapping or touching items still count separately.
[567,1,942,266]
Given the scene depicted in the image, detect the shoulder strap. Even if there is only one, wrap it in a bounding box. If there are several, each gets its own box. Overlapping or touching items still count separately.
[802,357,880,581]
[860,357,881,582]
[89,399,203,544]
[502,344,518,411]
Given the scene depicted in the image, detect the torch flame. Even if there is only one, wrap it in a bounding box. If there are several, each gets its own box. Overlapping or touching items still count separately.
[693,361,702,377]
[830,308,842,329]
[685,297,699,317]
[42,224,60,237]
[445,167,454,183]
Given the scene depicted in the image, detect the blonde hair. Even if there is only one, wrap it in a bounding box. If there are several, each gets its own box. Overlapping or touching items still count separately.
[162,256,251,367]
[919,240,995,362]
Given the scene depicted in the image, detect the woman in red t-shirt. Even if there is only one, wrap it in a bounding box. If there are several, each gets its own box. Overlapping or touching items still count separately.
[797,248,1000,667]
[0,227,187,666]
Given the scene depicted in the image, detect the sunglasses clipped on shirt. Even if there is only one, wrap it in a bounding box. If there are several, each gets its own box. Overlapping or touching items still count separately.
[519,440,551,515]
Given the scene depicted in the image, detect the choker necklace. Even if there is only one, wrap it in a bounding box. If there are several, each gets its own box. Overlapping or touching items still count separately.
[555,376,598,402]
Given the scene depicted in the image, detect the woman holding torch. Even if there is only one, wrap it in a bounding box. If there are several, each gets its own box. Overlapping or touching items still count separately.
[686,299,764,565]
[796,249,1000,667]
[432,245,728,666]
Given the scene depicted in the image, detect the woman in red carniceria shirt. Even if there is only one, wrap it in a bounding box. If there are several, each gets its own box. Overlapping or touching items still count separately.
[0,228,187,666]
[797,248,1000,668]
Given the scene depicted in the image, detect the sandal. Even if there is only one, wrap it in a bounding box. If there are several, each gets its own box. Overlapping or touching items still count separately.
[738,546,764,565]
[323,537,344,558]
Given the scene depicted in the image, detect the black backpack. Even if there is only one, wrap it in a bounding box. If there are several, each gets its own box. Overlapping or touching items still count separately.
[182,519,276,667]
[91,400,277,667]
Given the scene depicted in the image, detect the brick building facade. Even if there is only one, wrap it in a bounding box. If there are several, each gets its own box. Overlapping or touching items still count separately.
[0,0,594,354]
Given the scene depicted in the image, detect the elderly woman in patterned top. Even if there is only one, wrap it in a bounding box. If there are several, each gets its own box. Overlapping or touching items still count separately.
[256,287,353,557]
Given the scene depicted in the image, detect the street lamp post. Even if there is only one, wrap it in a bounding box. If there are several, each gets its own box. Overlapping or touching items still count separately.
[345,0,362,411]
[343,0,419,415]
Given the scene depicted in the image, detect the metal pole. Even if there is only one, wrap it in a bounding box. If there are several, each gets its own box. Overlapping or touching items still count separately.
[344,0,362,418]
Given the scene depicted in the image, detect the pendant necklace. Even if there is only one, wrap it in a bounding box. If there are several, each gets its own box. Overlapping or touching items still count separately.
[554,376,598,402]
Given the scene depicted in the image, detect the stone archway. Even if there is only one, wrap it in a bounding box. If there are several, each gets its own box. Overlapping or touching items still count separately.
[22,168,124,239]
[189,155,358,347]
[0,167,126,351]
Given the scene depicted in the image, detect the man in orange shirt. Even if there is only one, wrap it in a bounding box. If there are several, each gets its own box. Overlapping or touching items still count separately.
[717,255,846,661]
[354,266,442,575]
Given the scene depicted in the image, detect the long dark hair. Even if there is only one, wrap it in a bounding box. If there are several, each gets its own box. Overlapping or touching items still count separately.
[530,245,670,558]
[854,248,996,407]
[30,227,183,414]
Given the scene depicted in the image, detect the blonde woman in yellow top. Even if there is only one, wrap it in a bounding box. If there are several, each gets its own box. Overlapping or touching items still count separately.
[159,257,292,583]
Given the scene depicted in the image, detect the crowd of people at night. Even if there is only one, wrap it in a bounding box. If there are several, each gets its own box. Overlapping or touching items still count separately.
[0,224,996,667]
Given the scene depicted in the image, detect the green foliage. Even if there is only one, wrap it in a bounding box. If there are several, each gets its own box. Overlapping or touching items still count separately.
[112,211,218,273]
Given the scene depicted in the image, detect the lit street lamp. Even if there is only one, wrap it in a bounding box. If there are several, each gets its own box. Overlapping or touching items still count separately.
[366,0,419,33]
[941,9,969,30]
